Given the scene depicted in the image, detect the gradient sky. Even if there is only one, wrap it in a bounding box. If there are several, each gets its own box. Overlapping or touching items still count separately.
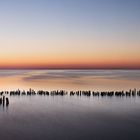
[0,0,140,69]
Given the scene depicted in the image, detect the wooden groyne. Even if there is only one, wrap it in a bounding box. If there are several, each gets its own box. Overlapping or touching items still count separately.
[0,88,140,97]
[0,88,140,106]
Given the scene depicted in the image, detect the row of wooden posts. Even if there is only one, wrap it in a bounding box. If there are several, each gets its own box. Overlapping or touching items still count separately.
[0,88,140,97]
[0,88,139,106]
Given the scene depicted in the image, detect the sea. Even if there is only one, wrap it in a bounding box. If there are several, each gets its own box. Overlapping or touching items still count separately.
[0,70,140,140]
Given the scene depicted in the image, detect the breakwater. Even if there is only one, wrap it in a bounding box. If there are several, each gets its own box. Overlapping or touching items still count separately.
[0,88,140,106]
[0,88,140,97]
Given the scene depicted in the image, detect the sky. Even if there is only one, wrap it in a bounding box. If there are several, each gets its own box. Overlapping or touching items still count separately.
[0,0,140,69]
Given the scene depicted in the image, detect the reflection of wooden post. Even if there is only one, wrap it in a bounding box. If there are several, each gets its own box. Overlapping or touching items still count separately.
[2,96,5,101]
[2,96,5,107]
[0,96,10,107]
[0,98,2,105]
[6,98,9,106]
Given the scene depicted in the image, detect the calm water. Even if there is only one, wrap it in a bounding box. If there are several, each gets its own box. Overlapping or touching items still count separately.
[0,70,140,140]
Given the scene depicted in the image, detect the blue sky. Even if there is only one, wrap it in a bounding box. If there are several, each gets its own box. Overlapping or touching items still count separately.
[0,0,140,68]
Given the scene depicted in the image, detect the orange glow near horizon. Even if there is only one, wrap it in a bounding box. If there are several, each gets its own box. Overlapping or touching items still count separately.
[0,48,139,69]
[0,55,139,69]
[0,36,139,69]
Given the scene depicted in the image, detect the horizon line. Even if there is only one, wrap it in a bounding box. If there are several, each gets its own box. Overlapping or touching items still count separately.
[0,67,139,70]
